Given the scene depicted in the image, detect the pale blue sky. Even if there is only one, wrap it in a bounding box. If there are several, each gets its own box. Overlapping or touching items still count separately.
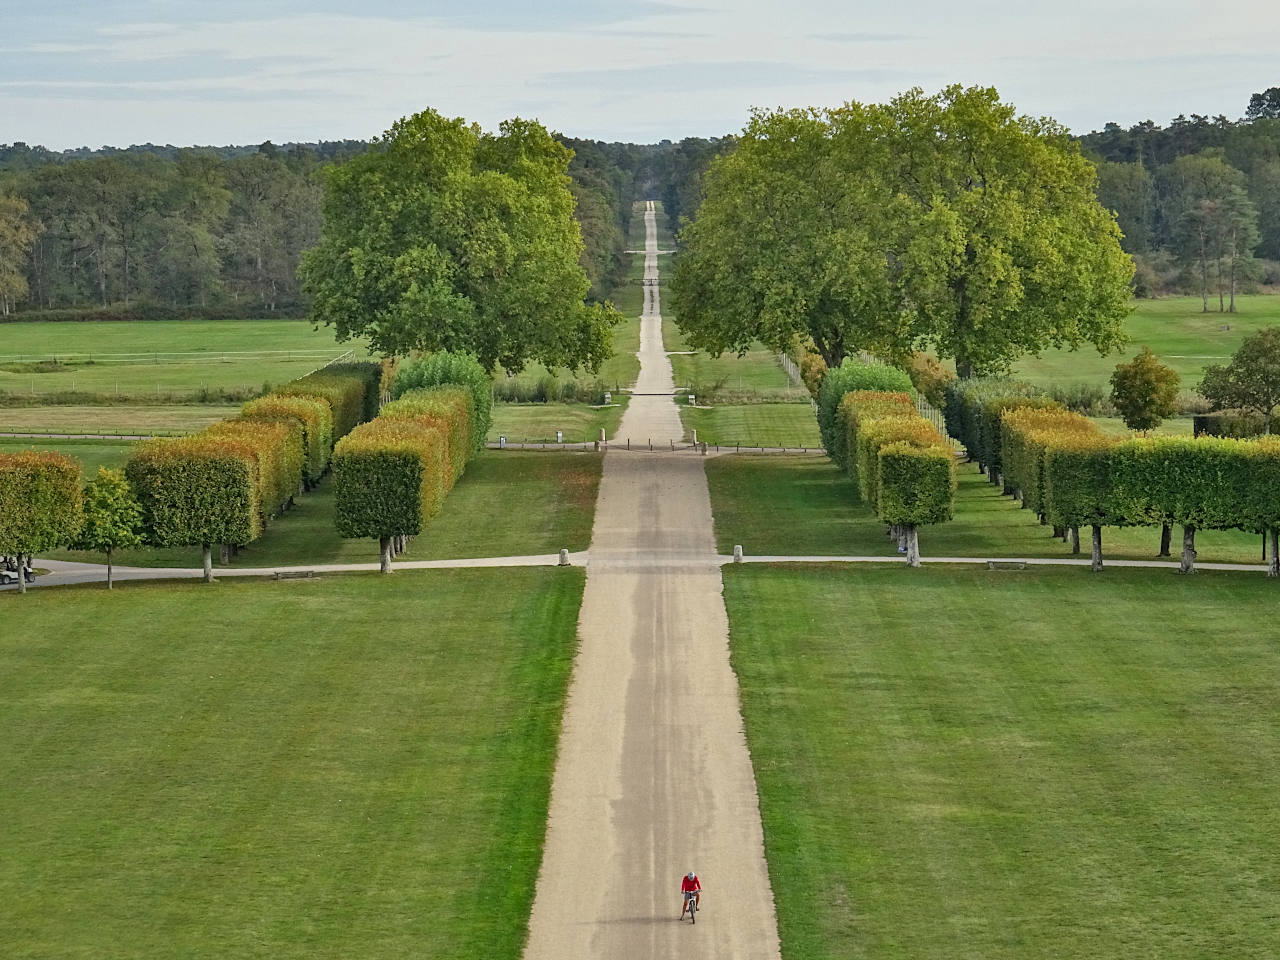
[1,0,1277,148]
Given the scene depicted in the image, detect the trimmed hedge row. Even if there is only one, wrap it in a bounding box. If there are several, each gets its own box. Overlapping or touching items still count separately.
[943,378,1049,475]
[241,394,333,484]
[280,361,381,441]
[393,353,492,452]
[818,360,915,467]
[837,390,957,565]
[380,388,473,484]
[1000,408,1099,516]
[0,453,83,564]
[333,419,450,541]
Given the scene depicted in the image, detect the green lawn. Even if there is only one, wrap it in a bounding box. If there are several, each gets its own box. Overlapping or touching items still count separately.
[706,454,1266,564]
[0,568,584,959]
[0,437,136,477]
[1013,294,1280,388]
[680,403,820,447]
[51,451,602,569]
[0,319,365,399]
[489,401,627,442]
[0,404,238,435]
[725,564,1280,959]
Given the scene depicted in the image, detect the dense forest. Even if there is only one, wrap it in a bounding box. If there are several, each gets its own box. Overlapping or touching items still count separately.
[0,134,719,319]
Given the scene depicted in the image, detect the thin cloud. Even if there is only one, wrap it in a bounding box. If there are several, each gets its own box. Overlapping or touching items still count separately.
[814,32,917,43]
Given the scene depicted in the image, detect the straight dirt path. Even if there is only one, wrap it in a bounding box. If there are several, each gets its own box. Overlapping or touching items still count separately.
[523,203,782,959]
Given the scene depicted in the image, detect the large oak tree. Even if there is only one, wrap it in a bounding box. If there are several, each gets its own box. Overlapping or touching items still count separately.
[300,109,620,372]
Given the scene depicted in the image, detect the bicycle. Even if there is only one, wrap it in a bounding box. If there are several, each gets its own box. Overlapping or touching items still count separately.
[682,891,699,924]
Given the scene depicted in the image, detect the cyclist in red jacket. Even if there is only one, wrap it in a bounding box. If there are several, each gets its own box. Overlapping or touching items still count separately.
[680,870,701,918]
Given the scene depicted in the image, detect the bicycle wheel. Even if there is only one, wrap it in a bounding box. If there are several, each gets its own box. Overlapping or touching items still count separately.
[690,897,696,924]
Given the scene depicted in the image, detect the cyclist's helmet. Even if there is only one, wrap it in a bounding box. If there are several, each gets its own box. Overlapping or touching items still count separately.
[687,871,696,879]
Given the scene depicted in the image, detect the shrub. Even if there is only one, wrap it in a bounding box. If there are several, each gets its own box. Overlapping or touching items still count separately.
[393,352,492,452]
[0,452,83,560]
[126,436,261,548]
[241,394,334,484]
[816,359,914,461]
[1109,436,1252,533]
[941,378,1034,461]
[1043,434,1123,532]
[855,414,944,504]
[907,353,956,408]
[1193,410,1276,438]
[978,395,1060,482]
[877,442,956,527]
[333,419,449,540]
[836,390,917,478]
[379,387,473,484]
[205,419,304,518]
[1000,408,1099,515]
[280,367,373,440]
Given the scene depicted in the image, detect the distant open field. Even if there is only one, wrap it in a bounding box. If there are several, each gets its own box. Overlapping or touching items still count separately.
[0,568,583,959]
[727,563,1280,960]
[0,437,136,477]
[1013,295,1280,388]
[680,403,819,447]
[489,401,626,442]
[0,404,238,435]
[0,318,364,399]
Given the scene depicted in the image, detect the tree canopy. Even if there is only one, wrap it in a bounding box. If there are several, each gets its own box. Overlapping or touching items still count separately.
[670,86,1134,377]
[1199,327,1280,433]
[299,110,621,373]
[1110,347,1180,432]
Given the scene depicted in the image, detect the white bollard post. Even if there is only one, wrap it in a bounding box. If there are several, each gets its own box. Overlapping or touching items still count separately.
[604,391,612,405]
[599,428,606,442]
[692,429,698,444]
[558,548,570,566]
[556,430,563,444]
[499,435,506,449]
[733,545,743,563]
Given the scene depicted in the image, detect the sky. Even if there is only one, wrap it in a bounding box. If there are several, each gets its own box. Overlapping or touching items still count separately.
[2,0,1278,149]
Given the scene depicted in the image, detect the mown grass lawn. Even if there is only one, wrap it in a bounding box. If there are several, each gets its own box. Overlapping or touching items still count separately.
[489,401,627,442]
[0,437,136,477]
[680,403,820,447]
[0,567,584,959]
[1013,294,1280,388]
[725,563,1280,960]
[0,404,238,435]
[706,454,1266,564]
[48,451,602,570]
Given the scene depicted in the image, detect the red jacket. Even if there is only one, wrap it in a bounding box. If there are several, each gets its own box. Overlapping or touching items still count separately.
[682,874,701,892]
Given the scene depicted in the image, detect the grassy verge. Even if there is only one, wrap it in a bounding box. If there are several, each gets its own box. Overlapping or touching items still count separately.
[50,451,602,569]
[489,401,627,442]
[0,568,583,959]
[680,403,819,447]
[705,454,1266,563]
[725,563,1280,959]
[0,437,136,477]
[0,404,238,435]
[1012,294,1280,389]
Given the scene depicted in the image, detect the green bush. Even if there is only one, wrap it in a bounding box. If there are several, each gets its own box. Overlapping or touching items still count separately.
[855,414,944,504]
[817,359,914,462]
[837,390,917,481]
[205,419,304,518]
[877,442,956,527]
[280,368,373,440]
[978,395,1060,482]
[1000,408,1099,515]
[332,420,449,540]
[0,452,84,556]
[241,394,334,485]
[126,437,261,548]
[324,361,384,423]
[1109,436,1252,532]
[1043,435,1122,531]
[393,352,492,452]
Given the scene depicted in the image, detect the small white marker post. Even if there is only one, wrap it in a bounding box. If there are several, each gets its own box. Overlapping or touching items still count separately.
[733,545,743,563]
[499,435,506,449]
[558,548,570,566]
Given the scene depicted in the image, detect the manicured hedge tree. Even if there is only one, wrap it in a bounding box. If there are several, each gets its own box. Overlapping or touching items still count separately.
[393,352,492,453]
[126,437,260,581]
[205,419,304,520]
[1044,435,1122,571]
[241,394,334,486]
[281,366,375,441]
[816,359,914,465]
[837,391,917,491]
[0,452,83,594]
[1000,408,1099,521]
[333,419,450,572]
[379,388,474,484]
[1245,438,1280,577]
[1110,436,1261,575]
[877,441,957,566]
[978,395,1060,492]
[942,378,1043,472]
[855,416,944,505]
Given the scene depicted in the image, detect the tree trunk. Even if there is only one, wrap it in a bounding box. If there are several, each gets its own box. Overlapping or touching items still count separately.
[202,544,213,583]
[380,537,393,574]
[1159,522,1172,557]
[1070,526,1080,554]
[1270,529,1279,579]
[106,547,113,590]
[1180,525,1197,575]
[17,552,27,594]
[1091,525,1103,572]
[956,358,974,380]
[905,525,921,568]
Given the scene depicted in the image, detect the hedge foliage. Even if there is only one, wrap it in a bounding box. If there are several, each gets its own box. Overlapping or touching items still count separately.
[126,436,260,547]
[280,365,376,441]
[393,352,492,452]
[943,378,1042,468]
[241,394,333,484]
[205,419,304,517]
[816,358,914,463]
[1043,434,1123,530]
[333,420,449,539]
[838,390,956,529]
[380,387,474,483]
[1000,408,1099,515]
[0,452,83,554]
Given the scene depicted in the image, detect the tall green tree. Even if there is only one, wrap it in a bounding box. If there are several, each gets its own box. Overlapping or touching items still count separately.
[1096,160,1154,253]
[0,192,39,314]
[1199,327,1280,433]
[300,110,620,372]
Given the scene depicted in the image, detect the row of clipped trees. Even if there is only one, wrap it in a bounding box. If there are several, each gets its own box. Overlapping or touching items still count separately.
[815,359,958,565]
[333,353,492,573]
[945,379,1280,575]
[1,354,494,591]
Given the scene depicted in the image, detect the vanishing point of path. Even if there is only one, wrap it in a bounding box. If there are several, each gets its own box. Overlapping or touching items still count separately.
[523,203,782,959]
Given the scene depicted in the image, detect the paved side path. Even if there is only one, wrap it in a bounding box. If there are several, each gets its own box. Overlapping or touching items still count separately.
[523,203,782,959]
